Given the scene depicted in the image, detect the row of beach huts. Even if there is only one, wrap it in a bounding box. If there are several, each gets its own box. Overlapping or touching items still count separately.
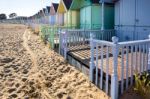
[9,0,150,99]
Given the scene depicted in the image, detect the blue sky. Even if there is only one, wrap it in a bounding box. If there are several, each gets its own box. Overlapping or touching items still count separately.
[0,0,59,18]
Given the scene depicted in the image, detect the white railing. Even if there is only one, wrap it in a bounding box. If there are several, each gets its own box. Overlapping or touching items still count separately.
[90,34,150,99]
[59,29,115,59]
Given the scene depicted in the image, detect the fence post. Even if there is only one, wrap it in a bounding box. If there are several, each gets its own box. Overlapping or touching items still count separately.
[148,35,150,72]
[111,36,119,99]
[90,33,95,82]
[64,30,68,60]
[59,28,61,54]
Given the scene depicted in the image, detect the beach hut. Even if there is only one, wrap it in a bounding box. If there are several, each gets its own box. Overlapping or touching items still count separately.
[45,6,51,24]
[70,0,114,29]
[42,8,47,24]
[62,0,80,29]
[39,11,42,23]
[38,9,47,39]
[47,3,61,50]
[39,10,44,24]
[56,0,65,26]
[50,3,59,26]
[36,12,40,24]
[34,12,41,32]
[115,0,150,41]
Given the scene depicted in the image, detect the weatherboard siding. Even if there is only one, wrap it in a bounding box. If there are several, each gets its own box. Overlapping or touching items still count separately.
[56,13,64,26]
[64,10,80,28]
[80,4,114,29]
[115,0,150,41]
[50,15,56,25]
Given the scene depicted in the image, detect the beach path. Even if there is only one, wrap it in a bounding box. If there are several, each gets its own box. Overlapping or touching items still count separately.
[0,24,110,99]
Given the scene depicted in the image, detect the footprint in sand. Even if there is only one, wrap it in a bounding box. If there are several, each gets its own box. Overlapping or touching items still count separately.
[22,69,28,74]
[8,88,16,93]
[0,57,14,63]
[22,77,27,82]
[15,83,20,88]
[4,68,11,74]
[10,94,18,98]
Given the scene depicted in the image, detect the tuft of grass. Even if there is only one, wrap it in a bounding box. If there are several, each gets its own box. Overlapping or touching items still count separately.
[134,72,150,99]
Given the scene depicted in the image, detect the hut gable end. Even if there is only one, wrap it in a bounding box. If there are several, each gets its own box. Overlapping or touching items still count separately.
[57,0,66,13]
[46,6,50,13]
[50,3,58,15]
[53,3,59,12]
[63,0,73,10]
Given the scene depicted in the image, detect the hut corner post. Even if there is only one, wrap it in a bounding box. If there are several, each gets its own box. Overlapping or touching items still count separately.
[100,0,105,30]
[111,36,119,99]
[90,33,95,82]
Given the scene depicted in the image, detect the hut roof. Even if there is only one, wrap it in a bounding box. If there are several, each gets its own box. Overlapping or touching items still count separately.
[70,0,100,10]
[40,10,44,16]
[43,8,46,13]
[52,3,59,12]
[46,6,50,13]
[40,10,42,14]
[63,0,73,10]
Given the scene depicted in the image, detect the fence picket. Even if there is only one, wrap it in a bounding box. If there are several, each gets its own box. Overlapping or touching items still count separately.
[146,44,148,70]
[121,47,124,94]
[106,46,109,94]
[95,44,99,85]
[139,45,142,73]
[130,46,133,85]
[100,45,104,89]
[135,45,138,72]
[141,45,144,72]
[126,46,129,89]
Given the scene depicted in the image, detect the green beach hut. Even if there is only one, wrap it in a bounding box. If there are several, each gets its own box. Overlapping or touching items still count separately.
[70,0,114,30]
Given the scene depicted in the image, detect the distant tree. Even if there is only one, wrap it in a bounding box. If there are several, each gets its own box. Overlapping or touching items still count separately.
[0,14,7,20]
[9,13,17,19]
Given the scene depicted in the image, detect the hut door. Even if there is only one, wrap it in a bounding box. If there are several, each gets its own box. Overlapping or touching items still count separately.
[85,7,91,29]
[115,0,137,41]
[116,0,150,41]
[80,7,91,29]
[80,8,85,29]
[136,0,150,40]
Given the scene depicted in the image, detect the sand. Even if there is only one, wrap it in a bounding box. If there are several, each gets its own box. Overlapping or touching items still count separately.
[0,24,110,99]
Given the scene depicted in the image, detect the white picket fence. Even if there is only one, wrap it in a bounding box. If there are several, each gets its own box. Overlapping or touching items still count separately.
[90,34,150,99]
[59,29,115,59]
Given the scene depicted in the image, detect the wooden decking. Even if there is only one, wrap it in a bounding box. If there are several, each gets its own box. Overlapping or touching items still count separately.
[68,45,148,81]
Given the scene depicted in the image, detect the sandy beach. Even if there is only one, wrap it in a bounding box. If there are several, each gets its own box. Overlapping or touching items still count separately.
[0,24,110,99]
